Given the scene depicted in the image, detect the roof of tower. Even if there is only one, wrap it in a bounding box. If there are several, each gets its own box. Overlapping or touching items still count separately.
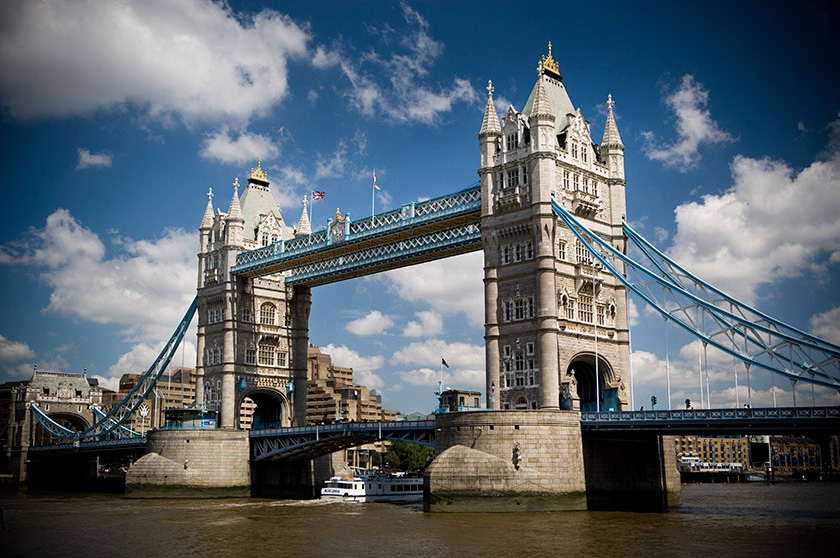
[227,178,243,222]
[479,80,502,137]
[295,196,312,236]
[200,188,214,229]
[522,43,576,134]
[529,70,555,121]
[601,94,624,147]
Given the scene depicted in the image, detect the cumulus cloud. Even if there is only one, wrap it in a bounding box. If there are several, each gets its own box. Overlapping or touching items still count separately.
[0,334,36,362]
[392,339,484,388]
[402,311,443,337]
[314,140,350,180]
[337,2,477,124]
[382,251,483,327]
[665,116,840,303]
[345,310,394,336]
[643,74,733,171]
[810,307,840,344]
[76,148,113,170]
[200,128,280,165]
[0,209,195,343]
[0,0,309,123]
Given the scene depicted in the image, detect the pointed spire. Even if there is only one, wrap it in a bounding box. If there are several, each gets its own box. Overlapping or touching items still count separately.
[479,80,501,137]
[227,177,243,222]
[601,94,624,147]
[530,65,555,121]
[295,195,311,237]
[200,188,214,229]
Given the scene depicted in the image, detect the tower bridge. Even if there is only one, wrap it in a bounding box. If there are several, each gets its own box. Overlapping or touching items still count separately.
[7,44,839,511]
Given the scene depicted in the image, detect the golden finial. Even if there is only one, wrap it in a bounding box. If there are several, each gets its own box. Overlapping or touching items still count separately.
[540,41,559,75]
[250,158,268,182]
[335,207,342,221]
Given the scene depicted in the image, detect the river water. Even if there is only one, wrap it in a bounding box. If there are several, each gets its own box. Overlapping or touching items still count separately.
[2,483,838,557]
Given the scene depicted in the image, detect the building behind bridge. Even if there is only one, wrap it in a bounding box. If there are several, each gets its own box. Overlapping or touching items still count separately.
[674,434,840,478]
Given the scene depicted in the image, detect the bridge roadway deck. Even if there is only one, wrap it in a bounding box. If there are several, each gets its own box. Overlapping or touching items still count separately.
[25,407,839,460]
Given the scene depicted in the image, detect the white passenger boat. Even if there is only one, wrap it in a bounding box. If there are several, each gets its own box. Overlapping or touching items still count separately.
[321,468,423,503]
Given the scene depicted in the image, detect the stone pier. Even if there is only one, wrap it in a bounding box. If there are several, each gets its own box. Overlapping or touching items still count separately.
[126,429,250,497]
[425,410,587,512]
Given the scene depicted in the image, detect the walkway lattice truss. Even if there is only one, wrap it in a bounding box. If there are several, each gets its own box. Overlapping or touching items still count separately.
[231,184,481,284]
[552,198,840,391]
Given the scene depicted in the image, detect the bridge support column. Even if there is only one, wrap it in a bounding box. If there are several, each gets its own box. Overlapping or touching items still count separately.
[425,410,587,512]
[582,431,681,511]
[290,285,311,426]
[537,215,559,409]
[484,265,500,410]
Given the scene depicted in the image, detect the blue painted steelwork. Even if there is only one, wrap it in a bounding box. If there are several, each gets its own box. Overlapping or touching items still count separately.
[551,198,840,390]
[30,298,197,442]
[27,436,147,454]
[250,420,435,462]
[581,405,840,434]
[231,183,480,282]
[92,405,141,438]
[285,223,481,286]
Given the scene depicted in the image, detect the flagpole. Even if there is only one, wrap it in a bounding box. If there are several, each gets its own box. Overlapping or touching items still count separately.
[371,169,375,218]
[309,192,314,227]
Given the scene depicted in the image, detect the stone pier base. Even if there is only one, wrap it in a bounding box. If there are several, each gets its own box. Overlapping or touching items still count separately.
[425,410,587,512]
[126,429,250,497]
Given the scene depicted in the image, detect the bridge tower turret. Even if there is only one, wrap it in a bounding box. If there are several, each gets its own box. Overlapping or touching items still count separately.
[196,160,298,430]
[479,44,631,413]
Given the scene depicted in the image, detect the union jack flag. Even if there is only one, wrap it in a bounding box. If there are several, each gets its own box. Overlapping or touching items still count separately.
[311,190,325,200]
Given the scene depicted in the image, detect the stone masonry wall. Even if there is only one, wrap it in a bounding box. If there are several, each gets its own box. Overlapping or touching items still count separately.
[126,429,250,496]
[426,410,587,512]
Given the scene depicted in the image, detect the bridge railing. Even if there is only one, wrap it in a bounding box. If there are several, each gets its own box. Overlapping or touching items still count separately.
[249,419,435,438]
[27,436,148,454]
[581,406,840,422]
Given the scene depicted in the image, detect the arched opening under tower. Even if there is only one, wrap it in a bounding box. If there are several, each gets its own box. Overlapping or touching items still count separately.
[34,412,89,444]
[239,388,289,430]
[562,355,617,412]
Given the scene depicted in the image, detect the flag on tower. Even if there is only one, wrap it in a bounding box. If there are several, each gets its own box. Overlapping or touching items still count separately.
[441,357,449,368]
[312,190,325,199]
[373,170,380,190]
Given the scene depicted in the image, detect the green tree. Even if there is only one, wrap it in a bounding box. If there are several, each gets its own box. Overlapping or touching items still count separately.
[382,441,434,471]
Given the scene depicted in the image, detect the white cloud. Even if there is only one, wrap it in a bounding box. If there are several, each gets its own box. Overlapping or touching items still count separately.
[392,339,484,389]
[382,251,483,327]
[402,311,443,337]
[0,209,195,344]
[338,3,477,124]
[76,148,112,169]
[314,140,349,180]
[643,74,733,171]
[312,45,338,69]
[200,128,279,165]
[627,297,640,327]
[0,334,36,362]
[810,307,840,344]
[0,0,309,123]
[320,343,385,390]
[345,310,394,336]
[665,116,840,303]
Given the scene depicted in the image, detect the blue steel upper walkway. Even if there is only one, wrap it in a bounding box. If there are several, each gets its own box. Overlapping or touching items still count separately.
[230,184,480,286]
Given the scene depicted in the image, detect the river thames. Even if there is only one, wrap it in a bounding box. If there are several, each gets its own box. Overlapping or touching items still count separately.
[2,483,839,557]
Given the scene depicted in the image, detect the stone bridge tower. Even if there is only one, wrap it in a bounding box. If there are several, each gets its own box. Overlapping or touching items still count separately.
[196,161,311,429]
[479,43,630,413]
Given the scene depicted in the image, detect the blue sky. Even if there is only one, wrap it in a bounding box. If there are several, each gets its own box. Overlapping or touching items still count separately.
[1,0,838,414]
